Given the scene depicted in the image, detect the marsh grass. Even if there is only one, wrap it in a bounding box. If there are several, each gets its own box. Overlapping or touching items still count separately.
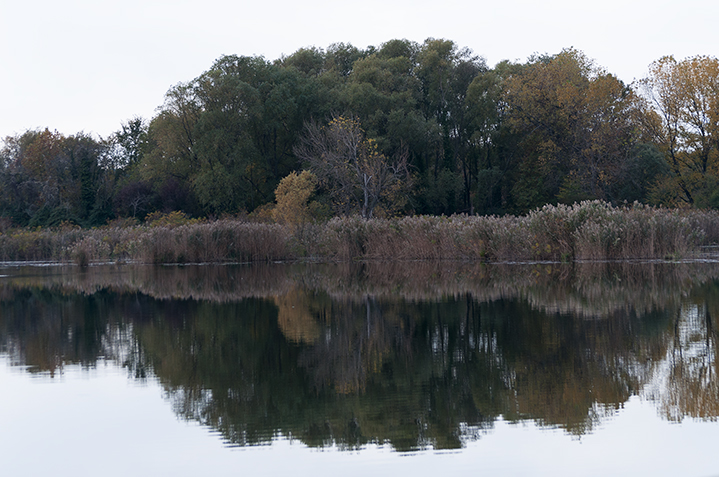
[0,201,718,264]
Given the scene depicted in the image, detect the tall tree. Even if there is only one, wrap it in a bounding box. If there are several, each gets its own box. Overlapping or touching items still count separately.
[639,55,719,206]
[191,55,266,213]
[140,54,331,216]
[464,63,518,214]
[144,82,202,187]
[501,49,644,211]
[0,129,109,226]
[415,39,486,213]
[294,115,411,218]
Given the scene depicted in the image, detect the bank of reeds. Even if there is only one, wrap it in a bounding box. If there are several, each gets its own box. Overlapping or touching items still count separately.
[313,201,718,262]
[0,201,718,265]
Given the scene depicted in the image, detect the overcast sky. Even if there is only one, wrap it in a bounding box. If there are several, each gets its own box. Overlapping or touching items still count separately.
[1,0,717,140]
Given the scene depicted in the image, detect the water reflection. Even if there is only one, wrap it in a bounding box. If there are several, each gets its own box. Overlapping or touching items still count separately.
[1,262,719,451]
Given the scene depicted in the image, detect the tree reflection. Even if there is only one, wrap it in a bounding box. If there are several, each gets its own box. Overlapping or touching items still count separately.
[1,262,719,450]
[648,281,719,421]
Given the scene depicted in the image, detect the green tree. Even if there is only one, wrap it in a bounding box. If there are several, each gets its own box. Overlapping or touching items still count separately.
[111,117,148,169]
[415,38,486,213]
[280,46,326,76]
[325,42,366,78]
[192,56,266,213]
[142,81,202,208]
[139,54,331,216]
[64,133,110,225]
[464,62,524,214]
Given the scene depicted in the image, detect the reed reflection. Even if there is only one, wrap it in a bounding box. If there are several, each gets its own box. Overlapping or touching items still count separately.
[0,262,718,450]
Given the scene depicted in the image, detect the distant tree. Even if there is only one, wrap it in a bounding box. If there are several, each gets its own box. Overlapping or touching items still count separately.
[415,39,487,213]
[294,115,411,218]
[144,82,201,186]
[639,55,719,206]
[63,132,109,225]
[191,55,269,213]
[325,42,366,77]
[501,49,643,210]
[280,47,326,76]
[111,117,148,169]
[464,63,520,214]
[0,129,110,226]
[139,54,331,216]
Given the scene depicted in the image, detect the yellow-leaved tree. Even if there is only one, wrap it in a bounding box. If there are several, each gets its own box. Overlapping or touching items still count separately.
[639,55,719,206]
[272,170,319,225]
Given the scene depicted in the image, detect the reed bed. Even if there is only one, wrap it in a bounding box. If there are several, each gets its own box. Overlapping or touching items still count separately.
[0,201,718,264]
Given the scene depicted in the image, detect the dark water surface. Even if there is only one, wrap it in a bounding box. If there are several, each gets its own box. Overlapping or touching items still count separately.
[2,261,719,476]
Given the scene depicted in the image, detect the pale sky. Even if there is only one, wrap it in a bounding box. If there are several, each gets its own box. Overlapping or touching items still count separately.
[3,359,719,476]
[1,0,717,140]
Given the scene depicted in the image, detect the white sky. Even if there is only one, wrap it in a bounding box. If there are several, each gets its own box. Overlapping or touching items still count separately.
[1,0,717,140]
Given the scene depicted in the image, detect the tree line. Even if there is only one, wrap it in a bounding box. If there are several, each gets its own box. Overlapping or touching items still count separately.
[1,39,717,227]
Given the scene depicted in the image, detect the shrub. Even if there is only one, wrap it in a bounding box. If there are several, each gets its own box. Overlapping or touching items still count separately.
[273,171,319,226]
[145,211,199,228]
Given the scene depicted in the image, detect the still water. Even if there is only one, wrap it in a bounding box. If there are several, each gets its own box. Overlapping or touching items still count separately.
[1,261,719,476]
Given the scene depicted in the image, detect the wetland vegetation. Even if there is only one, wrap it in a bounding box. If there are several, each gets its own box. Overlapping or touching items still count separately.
[1,201,718,264]
[2,40,718,242]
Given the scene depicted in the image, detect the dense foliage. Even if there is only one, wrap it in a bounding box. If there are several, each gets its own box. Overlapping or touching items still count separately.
[2,39,718,227]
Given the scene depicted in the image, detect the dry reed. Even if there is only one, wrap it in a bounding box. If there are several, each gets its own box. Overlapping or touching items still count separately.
[0,201,717,264]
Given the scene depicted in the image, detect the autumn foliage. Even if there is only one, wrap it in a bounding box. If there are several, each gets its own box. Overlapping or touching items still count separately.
[1,39,719,231]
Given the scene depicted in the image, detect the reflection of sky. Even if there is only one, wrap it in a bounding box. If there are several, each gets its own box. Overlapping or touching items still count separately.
[2,357,719,476]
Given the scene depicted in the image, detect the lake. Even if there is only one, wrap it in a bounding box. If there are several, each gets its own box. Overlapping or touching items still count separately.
[1,261,719,476]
